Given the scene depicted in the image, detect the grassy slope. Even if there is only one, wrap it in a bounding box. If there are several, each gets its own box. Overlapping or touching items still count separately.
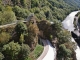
[27,44,44,60]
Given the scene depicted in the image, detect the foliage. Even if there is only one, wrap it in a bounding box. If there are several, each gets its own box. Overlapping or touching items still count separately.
[0,0,79,60]
[0,6,16,25]
[0,25,15,33]
[11,0,20,5]
[0,0,78,25]
[19,34,24,44]
[37,20,52,40]
[28,23,39,37]
[27,44,44,60]
[2,41,21,60]
[0,4,4,11]
[33,44,43,58]
[56,30,76,60]
[15,21,27,35]
[20,0,27,7]
[57,30,71,44]
[51,19,62,33]
[57,44,72,60]
[25,23,39,50]
[31,0,39,8]
[12,6,30,20]
[0,32,10,45]
[0,52,4,60]
[18,44,30,60]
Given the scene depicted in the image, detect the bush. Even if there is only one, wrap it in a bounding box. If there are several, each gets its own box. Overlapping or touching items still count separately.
[0,32,11,45]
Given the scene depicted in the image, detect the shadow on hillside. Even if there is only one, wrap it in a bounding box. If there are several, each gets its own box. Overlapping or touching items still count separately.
[71,31,80,47]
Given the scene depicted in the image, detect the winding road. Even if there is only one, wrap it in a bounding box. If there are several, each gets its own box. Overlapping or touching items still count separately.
[0,21,26,28]
[0,11,80,60]
[62,11,79,31]
[38,11,80,60]
[37,39,56,60]
[0,18,56,60]
[62,11,80,60]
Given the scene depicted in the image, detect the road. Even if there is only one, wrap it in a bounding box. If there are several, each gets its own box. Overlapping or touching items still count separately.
[0,21,27,28]
[62,11,79,31]
[37,39,56,60]
[62,11,80,60]
[0,14,35,28]
[42,40,56,60]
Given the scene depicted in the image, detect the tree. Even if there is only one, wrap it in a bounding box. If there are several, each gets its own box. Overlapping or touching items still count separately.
[57,44,72,60]
[0,6,16,25]
[0,52,4,60]
[56,29,75,60]
[2,11,16,23]
[51,19,62,33]
[0,32,10,45]
[11,0,20,5]
[15,21,27,35]
[12,6,28,20]
[20,0,27,7]
[18,44,30,60]
[0,4,4,11]
[2,41,21,60]
[31,0,39,8]
[57,30,71,44]
[25,23,39,50]
[19,34,24,44]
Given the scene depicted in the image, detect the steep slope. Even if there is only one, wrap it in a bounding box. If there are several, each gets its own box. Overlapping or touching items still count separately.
[64,0,80,8]
[0,0,77,23]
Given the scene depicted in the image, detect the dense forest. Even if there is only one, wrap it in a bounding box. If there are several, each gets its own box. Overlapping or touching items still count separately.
[0,0,78,25]
[0,0,80,60]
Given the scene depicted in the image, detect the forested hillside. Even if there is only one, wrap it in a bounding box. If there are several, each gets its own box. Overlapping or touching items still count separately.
[0,0,80,60]
[0,0,78,25]
[64,0,80,8]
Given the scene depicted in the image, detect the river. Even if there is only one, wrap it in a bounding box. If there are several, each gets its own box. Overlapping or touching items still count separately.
[62,11,80,60]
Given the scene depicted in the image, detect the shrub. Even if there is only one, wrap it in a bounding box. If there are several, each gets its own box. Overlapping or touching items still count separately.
[0,32,10,45]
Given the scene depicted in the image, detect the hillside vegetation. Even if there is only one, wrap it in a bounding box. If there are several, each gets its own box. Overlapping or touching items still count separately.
[0,0,80,60]
[0,0,78,25]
